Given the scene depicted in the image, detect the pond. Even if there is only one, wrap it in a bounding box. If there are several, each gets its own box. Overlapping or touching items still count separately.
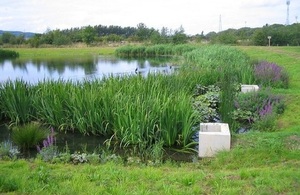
[0,124,193,162]
[0,124,107,155]
[0,56,192,161]
[0,56,175,84]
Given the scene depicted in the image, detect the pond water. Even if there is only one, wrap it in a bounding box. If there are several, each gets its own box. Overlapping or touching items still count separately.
[0,56,175,84]
[0,124,106,154]
[0,124,193,161]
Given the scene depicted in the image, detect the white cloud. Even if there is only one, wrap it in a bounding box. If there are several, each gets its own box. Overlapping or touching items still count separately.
[0,0,299,34]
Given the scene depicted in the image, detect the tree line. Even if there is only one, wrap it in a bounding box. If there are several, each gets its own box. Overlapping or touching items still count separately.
[0,23,299,47]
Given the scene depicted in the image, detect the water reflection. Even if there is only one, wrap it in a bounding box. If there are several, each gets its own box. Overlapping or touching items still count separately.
[0,56,174,84]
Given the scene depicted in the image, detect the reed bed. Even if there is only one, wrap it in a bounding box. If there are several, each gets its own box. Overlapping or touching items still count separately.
[115,44,198,57]
[0,49,19,58]
[0,73,204,148]
[183,45,255,84]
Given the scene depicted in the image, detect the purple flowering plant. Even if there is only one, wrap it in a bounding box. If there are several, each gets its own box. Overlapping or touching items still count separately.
[37,127,58,161]
[232,89,284,131]
[254,61,289,88]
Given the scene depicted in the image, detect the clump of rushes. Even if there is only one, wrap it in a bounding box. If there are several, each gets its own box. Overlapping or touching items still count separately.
[0,49,19,58]
[115,44,198,57]
[0,80,34,125]
[11,123,48,153]
[254,61,289,88]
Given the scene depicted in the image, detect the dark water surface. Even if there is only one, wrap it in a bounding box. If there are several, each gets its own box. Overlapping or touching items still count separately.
[0,124,106,153]
[0,56,174,84]
[0,124,193,161]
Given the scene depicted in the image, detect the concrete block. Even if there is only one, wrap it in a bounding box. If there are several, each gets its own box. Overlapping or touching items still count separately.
[198,123,231,157]
[241,85,259,93]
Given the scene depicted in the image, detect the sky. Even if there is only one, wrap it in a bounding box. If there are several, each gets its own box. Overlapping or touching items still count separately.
[0,0,299,35]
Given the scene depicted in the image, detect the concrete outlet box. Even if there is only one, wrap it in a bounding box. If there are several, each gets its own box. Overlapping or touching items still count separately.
[198,123,231,158]
[241,85,259,93]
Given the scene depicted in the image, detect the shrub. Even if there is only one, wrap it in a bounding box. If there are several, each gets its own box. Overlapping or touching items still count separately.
[192,85,220,122]
[232,89,284,131]
[254,61,289,88]
[0,49,19,59]
[0,140,20,159]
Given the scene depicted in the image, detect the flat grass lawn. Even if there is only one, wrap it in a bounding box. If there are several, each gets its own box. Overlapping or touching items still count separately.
[10,46,116,59]
[1,46,300,194]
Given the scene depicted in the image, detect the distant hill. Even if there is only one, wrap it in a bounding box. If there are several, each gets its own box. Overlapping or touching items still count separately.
[0,30,36,39]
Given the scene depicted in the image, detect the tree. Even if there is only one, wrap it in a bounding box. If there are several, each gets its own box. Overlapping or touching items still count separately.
[150,30,162,44]
[217,29,238,44]
[172,25,187,44]
[52,30,71,46]
[28,34,41,48]
[2,32,15,44]
[252,29,267,46]
[135,23,154,42]
[82,26,96,45]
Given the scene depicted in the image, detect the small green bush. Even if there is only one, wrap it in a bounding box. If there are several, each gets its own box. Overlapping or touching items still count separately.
[0,49,19,58]
[11,123,48,152]
[0,140,20,159]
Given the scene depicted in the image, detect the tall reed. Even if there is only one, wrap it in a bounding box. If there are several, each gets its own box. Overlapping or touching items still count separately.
[0,74,200,148]
[0,80,34,124]
[115,44,198,57]
[183,45,255,84]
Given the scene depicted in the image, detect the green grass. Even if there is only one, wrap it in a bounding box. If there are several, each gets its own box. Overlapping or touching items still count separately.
[0,134,299,195]
[0,46,299,194]
[8,47,116,60]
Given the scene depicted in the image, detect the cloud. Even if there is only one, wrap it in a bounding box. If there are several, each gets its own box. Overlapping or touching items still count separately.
[0,0,298,34]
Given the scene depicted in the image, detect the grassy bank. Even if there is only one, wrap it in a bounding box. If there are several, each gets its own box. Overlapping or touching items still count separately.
[8,47,116,59]
[0,130,299,194]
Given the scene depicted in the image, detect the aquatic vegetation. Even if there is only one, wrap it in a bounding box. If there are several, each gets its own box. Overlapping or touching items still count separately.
[0,49,19,58]
[0,80,34,125]
[115,44,198,57]
[0,45,288,154]
[11,123,48,152]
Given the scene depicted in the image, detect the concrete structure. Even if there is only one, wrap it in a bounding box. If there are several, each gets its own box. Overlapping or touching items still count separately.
[241,85,259,93]
[198,123,231,157]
